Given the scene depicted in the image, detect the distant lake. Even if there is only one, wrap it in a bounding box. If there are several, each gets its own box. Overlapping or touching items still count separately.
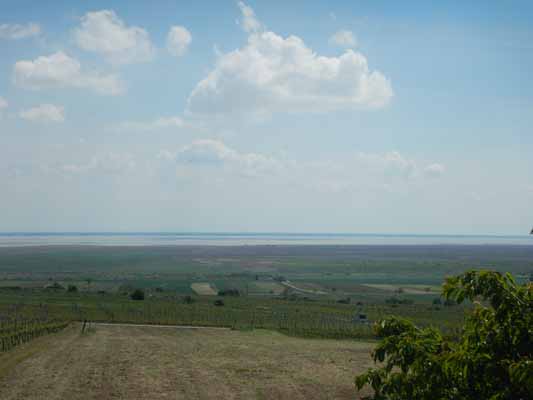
[0,232,531,247]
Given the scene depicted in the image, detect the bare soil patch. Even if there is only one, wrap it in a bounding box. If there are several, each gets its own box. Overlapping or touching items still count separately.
[191,282,218,295]
[362,283,440,295]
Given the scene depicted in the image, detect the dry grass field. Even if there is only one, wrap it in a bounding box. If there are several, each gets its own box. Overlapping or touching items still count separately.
[0,323,374,399]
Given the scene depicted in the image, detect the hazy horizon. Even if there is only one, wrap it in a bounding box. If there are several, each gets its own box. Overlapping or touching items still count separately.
[1,231,532,248]
[1,1,532,235]
[0,231,531,237]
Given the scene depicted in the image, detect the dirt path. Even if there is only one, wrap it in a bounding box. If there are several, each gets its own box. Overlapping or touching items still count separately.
[281,280,328,295]
[91,322,230,330]
[0,324,374,399]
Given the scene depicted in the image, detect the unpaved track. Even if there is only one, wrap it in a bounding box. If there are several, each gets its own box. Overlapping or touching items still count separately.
[0,323,374,400]
[91,322,230,330]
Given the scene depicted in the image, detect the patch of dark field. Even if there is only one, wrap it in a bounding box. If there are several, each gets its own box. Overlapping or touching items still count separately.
[0,323,374,399]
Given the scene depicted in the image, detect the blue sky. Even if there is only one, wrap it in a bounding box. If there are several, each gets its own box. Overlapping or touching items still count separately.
[0,1,532,234]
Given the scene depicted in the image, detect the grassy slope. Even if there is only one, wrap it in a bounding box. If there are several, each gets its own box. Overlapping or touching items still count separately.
[0,323,374,400]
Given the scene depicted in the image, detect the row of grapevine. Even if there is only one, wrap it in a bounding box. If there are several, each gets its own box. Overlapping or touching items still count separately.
[0,305,69,353]
[70,301,374,339]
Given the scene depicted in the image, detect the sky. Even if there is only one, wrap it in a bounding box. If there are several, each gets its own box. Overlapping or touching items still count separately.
[0,0,532,235]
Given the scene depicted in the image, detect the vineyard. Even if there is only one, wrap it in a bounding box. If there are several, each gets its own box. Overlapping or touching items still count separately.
[0,292,466,344]
[81,300,465,339]
[0,305,69,353]
[82,301,376,339]
[0,244,499,348]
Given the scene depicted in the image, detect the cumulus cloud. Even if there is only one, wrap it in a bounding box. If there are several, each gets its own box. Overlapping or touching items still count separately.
[329,30,357,48]
[19,104,65,123]
[74,10,155,64]
[237,1,262,33]
[164,139,287,177]
[0,96,7,119]
[186,3,392,119]
[113,116,186,132]
[424,163,446,178]
[166,26,191,57]
[174,139,283,177]
[13,51,124,95]
[162,139,443,187]
[0,23,41,39]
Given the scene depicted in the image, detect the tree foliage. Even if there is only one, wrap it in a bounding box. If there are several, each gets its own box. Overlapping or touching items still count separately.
[130,289,145,301]
[356,270,532,400]
[67,284,78,293]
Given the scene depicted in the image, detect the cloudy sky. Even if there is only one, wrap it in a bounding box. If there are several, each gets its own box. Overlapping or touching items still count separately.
[1,0,532,234]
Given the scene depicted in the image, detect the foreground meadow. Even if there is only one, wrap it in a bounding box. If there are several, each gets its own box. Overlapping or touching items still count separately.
[0,323,373,400]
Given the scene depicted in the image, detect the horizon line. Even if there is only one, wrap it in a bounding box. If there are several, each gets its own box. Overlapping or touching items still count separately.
[0,231,530,238]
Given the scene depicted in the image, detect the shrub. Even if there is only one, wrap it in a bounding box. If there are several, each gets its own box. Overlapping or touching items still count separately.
[337,297,351,304]
[67,285,78,293]
[443,298,456,307]
[183,295,195,304]
[385,297,413,305]
[130,289,145,301]
[218,288,240,297]
[46,282,65,290]
[356,270,533,400]
[214,299,224,306]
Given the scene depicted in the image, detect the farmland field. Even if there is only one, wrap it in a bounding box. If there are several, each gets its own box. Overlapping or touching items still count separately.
[0,244,531,398]
[360,284,441,294]
[191,282,218,295]
[0,244,531,339]
[0,323,374,400]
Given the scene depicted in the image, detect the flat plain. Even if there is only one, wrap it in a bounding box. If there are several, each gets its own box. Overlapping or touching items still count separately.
[0,244,531,399]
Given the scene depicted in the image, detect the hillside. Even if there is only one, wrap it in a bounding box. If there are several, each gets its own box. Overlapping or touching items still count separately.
[0,323,374,399]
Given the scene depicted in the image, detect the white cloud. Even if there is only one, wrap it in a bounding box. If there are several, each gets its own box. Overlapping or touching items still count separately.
[63,152,135,174]
[0,23,41,39]
[329,30,357,48]
[354,152,446,182]
[175,139,283,177]
[19,104,65,123]
[237,1,262,33]
[166,26,191,57]
[13,51,124,95]
[424,163,446,178]
[74,10,155,64]
[113,116,186,132]
[0,96,8,109]
[469,191,482,201]
[355,151,418,180]
[164,139,443,188]
[187,3,392,119]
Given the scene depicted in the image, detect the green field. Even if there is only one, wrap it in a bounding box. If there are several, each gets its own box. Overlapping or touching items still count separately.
[0,244,531,343]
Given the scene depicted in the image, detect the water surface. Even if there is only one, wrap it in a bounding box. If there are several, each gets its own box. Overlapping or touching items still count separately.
[0,232,531,247]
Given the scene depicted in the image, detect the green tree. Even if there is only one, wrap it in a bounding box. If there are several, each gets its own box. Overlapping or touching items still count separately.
[130,289,145,301]
[356,270,532,400]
